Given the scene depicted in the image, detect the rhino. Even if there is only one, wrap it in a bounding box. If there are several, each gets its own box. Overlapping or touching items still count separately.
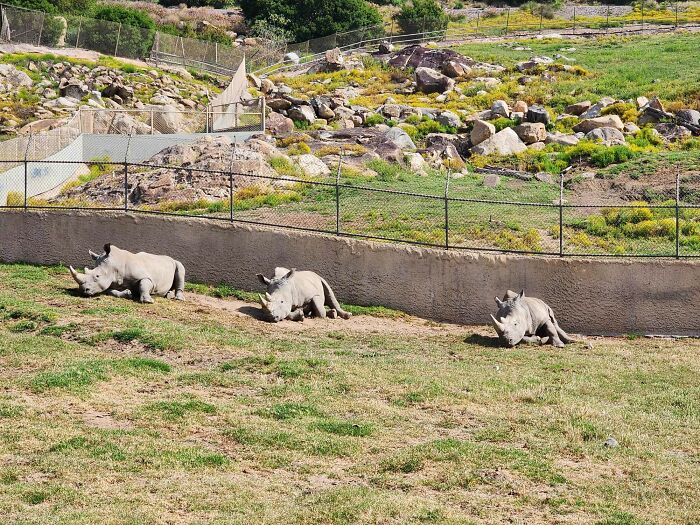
[490,290,572,348]
[256,267,351,322]
[69,244,186,303]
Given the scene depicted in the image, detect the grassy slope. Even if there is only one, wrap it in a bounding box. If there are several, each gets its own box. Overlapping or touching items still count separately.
[0,263,699,524]
[453,33,700,109]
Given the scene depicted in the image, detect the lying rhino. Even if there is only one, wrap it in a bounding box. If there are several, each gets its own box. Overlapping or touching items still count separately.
[490,290,572,348]
[69,244,186,303]
[257,267,351,322]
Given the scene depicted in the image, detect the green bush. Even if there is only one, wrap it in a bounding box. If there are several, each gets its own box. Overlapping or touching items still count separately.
[159,0,226,7]
[239,0,383,42]
[589,145,637,168]
[396,0,449,33]
[364,114,386,127]
[82,5,156,59]
[492,117,517,132]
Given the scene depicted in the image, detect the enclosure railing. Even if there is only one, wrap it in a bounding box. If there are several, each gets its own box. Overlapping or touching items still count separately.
[1,153,697,259]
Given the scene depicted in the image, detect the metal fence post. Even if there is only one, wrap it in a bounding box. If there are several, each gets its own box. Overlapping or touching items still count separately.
[572,6,576,34]
[676,169,680,259]
[476,10,480,35]
[23,132,32,210]
[505,8,510,35]
[228,149,236,222]
[444,170,451,250]
[75,17,82,47]
[539,10,543,33]
[124,133,132,212]
[559,172,565,256]
[390,18,395,43]
[335,149,342,235]
[37,12,44,45]
[606,4,610,34]
[641,1,644,33]
[114,22,122,57]
[675,1,679,28]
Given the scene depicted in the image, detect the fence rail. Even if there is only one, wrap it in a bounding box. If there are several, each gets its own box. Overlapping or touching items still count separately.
[1,155,698,259]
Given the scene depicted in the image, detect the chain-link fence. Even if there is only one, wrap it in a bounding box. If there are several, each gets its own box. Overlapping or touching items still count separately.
[2,154,698,259]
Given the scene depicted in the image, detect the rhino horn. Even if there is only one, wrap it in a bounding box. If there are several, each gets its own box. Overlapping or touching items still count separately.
[69,265,85,285]
[265,292,272,301]
[258,294,269,309]
[490,314,505,333]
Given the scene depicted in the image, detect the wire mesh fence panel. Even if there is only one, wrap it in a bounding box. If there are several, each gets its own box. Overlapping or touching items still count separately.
[0,160,25,207]
[232,175,336,232]
[24,160,124,209]
[338,185,446,246]
[679,204,700,257]
[562,204,680,257]
[448,199,560,254]
[0,4,43,45]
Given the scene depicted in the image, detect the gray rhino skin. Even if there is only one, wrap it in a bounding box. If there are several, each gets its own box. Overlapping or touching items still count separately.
[69,244,186,303]
[257,267,351,322]
[490,290,572,348]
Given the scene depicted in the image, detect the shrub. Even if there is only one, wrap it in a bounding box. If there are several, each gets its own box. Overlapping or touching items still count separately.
[492,117,517,132]
[159,0,226,7]
[589,145,637,168]
[396,0,449,33]
[364,114,385,127]
[82,6,156,59]
[239,0,383,42]
[5,192,23,207]
[287,142,311,155]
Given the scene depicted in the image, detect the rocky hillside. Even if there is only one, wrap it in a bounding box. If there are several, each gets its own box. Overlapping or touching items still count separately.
[0,53,224,136]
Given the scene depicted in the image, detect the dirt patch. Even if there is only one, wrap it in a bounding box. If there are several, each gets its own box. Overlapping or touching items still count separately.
[83,410,134,431]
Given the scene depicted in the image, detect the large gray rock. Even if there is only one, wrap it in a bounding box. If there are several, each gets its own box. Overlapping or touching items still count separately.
[437,110,461,129]
[284,52,300,64]
[579,97,615,119]
[585,127,625,146]
[415,67,455,94]
[268,98,292,111]
[573,115,624,133]
[0,64,33,88]
[470,128,527,156]
[266,112,295,136]
[514,122,546,144]
[388,44,503,74]
[470,120,496,146]
[294,154,331,177]
[654,123,692,142]
[676,109,700,127]
[385,127,416,150]
[288,105,316,125]
[545,132,579,146]
[152,105,183,133]
[565,101,591,116]
[526,105,550,125]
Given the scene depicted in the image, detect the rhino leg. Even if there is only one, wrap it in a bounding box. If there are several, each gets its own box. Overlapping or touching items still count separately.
[310,296,327,319]
[328,309,338,319]
[287,308,305,322]
[543,320,565,348]
[172,261,186,301]
[138,279,155,304]
[521,335,543,345]
[108,289,132,300]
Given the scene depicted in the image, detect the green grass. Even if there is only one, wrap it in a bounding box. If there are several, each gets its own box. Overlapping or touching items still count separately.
[1,263,700,523]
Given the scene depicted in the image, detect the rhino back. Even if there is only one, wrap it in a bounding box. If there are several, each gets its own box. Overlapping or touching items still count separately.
[524,297,552,328]
[291,271,324,305]
[124,251,178,294]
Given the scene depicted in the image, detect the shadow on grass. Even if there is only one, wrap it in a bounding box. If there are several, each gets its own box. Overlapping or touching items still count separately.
[464,333,502,348]
[237,305,271,322]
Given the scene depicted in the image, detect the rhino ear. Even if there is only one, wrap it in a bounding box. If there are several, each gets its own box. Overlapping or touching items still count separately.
[89,250,100,261]
[515,289,525,302]
[103,244,111,256]
[257,273,271,285]
[284,268,296,280]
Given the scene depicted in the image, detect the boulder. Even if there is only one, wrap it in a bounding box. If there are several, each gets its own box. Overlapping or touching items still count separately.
[491,100,510,118]
[0,64,33,88]
[545,132,579,146]
[512,100,528,114]
[514,122,547,144]
[483,174,500,188]
[654,123,692,142]
[268,98,292,111]
[623,122,641,134]
[470,128,527,156]
[260,78,275,94]
[585,127,626,146]
[676,109,700,127]
[425,133,470,158]
[437,110,461,129]
[405,152,427,174]
[61,80,88,101]
[287,105,316,125]
[378,41,395,54]
[316,103,335,120]
[535,172,553,183]
[101,82,132,102]
[526,105,550,125]
[528,142,546,151]
[415,67,455,94]
[284,52,300,65]
[636,96,649,109]
[470,119,496,146]
[442,60,469,78]
[638,105,674,125]
[294,154,331,177]
[324,47,345,71]
[152,105,183,133]
[247,73,261,89]
[388,44,503,74]
[385,127,416,150]
[266,112,294,136]
[579,97,615,119]
[572,115,624,133]
[565,100,591,116]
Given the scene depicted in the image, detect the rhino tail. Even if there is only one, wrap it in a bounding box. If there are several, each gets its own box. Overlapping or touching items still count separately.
[549,308,573,343]
[321,278,352,320]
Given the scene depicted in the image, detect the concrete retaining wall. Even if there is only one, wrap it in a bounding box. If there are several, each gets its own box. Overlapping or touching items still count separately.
[1,210,697,336]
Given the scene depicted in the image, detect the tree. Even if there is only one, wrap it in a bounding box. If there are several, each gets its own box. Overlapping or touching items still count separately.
[82,5,156,59]
[395,0,449,33]
[239,0,382,42]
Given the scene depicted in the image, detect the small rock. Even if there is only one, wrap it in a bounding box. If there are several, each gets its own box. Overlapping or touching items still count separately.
[512,100,528,114]
[526,105,550,125]
[491,100,510,118]
[565,100,591,116]
[603,437,619,448]
[573,115,624,133]
[585,127,626,146]
[514,122,547,144]
[483,174,500,187]
[470,120,496,146]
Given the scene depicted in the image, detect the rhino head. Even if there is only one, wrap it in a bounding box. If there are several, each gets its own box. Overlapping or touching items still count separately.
[491,289,528,347]
[69,244,117,296]
[257,267,296,322]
